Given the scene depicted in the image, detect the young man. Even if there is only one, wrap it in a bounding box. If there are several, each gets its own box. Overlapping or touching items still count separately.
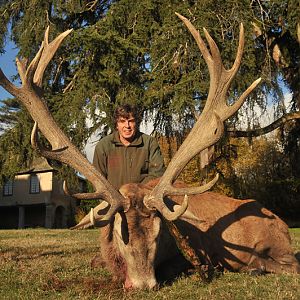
[93,104,165,190]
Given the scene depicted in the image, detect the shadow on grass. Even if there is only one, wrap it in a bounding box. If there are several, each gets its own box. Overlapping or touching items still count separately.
[0,247,97,262]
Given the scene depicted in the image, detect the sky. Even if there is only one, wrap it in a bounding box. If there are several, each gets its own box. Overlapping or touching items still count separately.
[0,39,18,101]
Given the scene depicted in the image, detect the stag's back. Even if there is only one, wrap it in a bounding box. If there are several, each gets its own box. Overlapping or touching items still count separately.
[170,191,298,272]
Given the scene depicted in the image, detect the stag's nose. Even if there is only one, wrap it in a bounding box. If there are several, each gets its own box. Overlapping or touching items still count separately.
[125,276,157,290]
[146,278,157,289]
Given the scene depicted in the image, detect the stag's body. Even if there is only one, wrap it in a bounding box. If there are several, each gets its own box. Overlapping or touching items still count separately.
[98,180,300,289]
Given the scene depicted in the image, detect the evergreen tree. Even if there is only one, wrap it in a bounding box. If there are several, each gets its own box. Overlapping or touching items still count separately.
[0,0,299,192]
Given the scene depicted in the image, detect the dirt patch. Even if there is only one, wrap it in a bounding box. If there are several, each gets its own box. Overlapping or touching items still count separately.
[42,274,123,295]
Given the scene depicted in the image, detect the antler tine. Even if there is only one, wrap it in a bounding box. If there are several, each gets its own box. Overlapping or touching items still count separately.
[224,77,261,121]
[15,57,29,86]
[175,12,212,65]
[144,13,261,216]
[34,27,73,87]
[31,121,68,158]
[202,23,261,120]
[25,42,45,85]
[147,195,189,221]
[227,23,244,80]
[0,27,126,225]
[0,68,19,96]
[70,203,112,229]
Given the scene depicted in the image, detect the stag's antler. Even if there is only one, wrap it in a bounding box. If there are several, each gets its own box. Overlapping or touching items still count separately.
[144,13,261,211]
[0,27,125,223]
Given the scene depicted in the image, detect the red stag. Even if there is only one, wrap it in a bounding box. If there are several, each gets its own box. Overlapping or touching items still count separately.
[0,13,299,289]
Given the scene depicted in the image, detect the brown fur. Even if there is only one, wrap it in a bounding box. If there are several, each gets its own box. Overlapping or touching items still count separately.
[171,192,299,274]
[98,179,300,288]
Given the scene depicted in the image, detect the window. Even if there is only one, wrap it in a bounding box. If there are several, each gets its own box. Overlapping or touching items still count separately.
[30,174,40,194]
[3,180,13,196]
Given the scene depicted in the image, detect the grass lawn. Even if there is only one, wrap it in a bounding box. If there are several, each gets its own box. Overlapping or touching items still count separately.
[0,228,299,300]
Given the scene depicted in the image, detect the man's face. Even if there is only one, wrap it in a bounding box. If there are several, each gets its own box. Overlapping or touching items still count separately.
[116,113,137,144]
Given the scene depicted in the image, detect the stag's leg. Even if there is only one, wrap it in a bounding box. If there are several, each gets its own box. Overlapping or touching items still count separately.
[243,254,300,274]
[263,254,300,274]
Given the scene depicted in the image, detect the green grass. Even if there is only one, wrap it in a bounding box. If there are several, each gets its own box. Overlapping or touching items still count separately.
[0,228,299,300]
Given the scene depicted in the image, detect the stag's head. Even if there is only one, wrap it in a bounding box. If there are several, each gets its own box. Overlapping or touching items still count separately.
[113,183,161,289]
[0,13,261,289]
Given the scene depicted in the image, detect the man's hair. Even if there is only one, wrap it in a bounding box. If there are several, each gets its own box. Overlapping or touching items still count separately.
[113,104,141,128]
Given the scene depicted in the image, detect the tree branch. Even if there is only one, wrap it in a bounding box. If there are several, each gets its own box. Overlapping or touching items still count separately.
[227,111,300,138]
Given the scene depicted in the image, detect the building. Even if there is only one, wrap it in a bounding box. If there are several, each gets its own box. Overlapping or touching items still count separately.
[0,158,80,229]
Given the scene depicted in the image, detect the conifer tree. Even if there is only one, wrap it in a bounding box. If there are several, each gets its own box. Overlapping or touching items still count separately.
[0,0,299,188]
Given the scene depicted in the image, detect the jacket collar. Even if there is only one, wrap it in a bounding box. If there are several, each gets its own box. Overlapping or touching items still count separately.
[112,131,143,146]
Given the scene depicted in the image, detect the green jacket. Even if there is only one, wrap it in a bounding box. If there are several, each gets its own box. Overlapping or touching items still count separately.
[93,131,165,190]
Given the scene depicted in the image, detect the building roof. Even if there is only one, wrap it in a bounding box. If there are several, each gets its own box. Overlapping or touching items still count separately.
[18,157,54,174]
